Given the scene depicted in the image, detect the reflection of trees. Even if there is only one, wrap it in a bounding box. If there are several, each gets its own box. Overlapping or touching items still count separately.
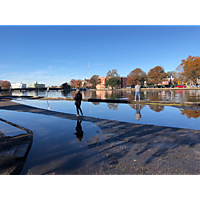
[149,105,164,112]
[92,102,100,105]
[147,91,160,101]
[105,91,122,99]
[107,103,118,110]
[61,89,71,97]
[179,109,200,119]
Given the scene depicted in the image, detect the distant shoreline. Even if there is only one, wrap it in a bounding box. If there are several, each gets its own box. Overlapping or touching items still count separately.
[89,87,200,91]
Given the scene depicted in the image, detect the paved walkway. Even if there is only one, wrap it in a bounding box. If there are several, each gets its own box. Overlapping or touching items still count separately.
[1,100,200,174]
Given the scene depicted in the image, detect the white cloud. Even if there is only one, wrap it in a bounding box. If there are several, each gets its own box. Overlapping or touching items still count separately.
[1,74,6,77]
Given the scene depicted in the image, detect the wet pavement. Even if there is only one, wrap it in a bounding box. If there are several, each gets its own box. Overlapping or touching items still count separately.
[1,100,200,174]
[12,99,200,130]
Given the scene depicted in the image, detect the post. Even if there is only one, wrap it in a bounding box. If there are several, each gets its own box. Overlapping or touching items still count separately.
[47,87,49,97]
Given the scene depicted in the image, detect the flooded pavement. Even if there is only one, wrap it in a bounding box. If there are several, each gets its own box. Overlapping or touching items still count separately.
[12,99,200,130]
[0,100,200,174]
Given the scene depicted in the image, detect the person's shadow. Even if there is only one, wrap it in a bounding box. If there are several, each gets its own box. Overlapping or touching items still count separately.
[73,120,84,142]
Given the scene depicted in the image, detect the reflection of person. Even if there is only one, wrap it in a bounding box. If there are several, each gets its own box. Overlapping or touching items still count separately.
[74,120,84,142]
[74,89,83,117]
[135,83,141,101]
[135,104,141,121]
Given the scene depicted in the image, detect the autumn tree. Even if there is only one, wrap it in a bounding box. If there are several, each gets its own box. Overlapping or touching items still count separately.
[179,55,200,84]
[180,109,200,119]
[75,80,82,88]
[0,80,11,89]
[70,79,76,88]
[147,66,168,85]
[149,105,164,112]
[106,69,119,78]
[127,68,147,86]
[89,75,101,89]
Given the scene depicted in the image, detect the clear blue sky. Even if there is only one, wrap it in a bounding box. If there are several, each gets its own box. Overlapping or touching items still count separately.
[0,25,200,86]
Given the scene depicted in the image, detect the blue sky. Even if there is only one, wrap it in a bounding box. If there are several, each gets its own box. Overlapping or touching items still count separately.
[1,25,200,86]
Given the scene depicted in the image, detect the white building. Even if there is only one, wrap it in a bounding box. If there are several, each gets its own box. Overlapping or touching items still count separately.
[11,83,26,89]
[28,81,45,88]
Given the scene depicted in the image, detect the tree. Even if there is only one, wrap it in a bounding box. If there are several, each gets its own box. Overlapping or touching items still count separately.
[147,66,168,85]
[106,69,119,78]
[0,80,11,89]
[70,79,76,88]
[89,75,101,88]
[179,55,200,84]
[75,80,82,88]
[61,82,70,90]
[127,68,147,86]
[105,77,121,89]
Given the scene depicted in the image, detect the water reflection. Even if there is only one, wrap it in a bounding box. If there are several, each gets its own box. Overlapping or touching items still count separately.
[135,104,142,121]
[107,103,118,110]
[179,109,200,119]
[4,89,200,102]
[149,105,165,112]
[74,120,84,142]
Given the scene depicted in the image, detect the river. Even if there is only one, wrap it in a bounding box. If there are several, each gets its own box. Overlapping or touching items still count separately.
[1,89,200,102]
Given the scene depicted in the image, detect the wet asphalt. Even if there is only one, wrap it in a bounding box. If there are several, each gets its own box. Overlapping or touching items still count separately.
[1,100,200,175]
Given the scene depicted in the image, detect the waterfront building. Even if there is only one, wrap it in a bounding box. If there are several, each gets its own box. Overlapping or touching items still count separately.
[11,83,26,88]
[82,79,92,88]
[161,76,174,85]
[120,77,127,88]
[28,81,45,88]
[96,77,107,89]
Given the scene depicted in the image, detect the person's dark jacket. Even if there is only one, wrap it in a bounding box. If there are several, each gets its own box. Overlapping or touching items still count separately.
[74,92,82,105]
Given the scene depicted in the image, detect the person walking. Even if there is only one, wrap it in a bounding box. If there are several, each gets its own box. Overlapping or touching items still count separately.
[135,83,141,101]
[74,89,83,116]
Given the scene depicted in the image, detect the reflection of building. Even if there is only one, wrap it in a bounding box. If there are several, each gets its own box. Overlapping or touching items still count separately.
[11,83,26,88]
[28,81,45,88]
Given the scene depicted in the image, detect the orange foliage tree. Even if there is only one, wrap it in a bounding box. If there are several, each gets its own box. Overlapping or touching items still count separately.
[147,66,168,85]
[89,75,101,88]
[127,68,147,86]
[0,80,11,89]
[75,80,82,88]
[179,55,200,84]
[70,79,76,88]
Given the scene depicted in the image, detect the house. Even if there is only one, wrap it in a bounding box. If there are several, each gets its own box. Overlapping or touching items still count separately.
[161,76,174,85]
[28,81,45,88]
[82,79,92,88]
[11,83,26,89]
[120,77,127,88]
[96,77,107,89]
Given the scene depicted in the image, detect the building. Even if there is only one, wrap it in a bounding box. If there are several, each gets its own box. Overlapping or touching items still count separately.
[82,79,92,88]
[120,77,127,88]
[161,76,174,85]
[11,83,26,89]
[96,77,107,89]
[96,76,127,89]
[28,81,45,88]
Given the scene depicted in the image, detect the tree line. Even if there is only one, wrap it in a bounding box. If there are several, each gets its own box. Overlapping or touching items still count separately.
[1,55,199,90]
